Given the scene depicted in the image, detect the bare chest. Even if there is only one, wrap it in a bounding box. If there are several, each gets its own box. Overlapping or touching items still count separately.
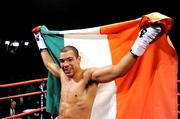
[61,80,85,101]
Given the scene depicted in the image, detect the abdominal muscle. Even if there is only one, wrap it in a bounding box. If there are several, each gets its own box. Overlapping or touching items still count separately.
[59,101,92,119]
[58,68,98,119]
[59,82,97,119]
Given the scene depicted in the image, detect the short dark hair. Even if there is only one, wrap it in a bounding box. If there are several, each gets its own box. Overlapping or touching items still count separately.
[60,45,79,57]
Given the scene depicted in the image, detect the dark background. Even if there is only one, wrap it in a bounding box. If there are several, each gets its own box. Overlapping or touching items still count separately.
[0,0,179,84]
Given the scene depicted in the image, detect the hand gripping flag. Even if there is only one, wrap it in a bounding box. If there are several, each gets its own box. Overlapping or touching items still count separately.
[32,12,178,119]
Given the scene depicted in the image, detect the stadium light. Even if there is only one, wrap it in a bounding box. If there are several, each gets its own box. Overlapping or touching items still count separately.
[11,41,19,47]
[5,40,10,45]
[24,41,29,46]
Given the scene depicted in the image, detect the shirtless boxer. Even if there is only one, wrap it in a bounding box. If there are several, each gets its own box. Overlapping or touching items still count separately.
[33,24,162,119]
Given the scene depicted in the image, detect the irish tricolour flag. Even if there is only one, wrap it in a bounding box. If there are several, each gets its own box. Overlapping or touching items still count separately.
[33,12,178,119]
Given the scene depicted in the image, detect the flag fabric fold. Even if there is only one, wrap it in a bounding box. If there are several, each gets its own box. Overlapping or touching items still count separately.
[35,12,178,119]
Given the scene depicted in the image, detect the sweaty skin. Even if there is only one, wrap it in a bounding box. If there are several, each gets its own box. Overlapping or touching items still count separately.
[59,69,98,119]
[41,49,136,119]
[58,50,98,119]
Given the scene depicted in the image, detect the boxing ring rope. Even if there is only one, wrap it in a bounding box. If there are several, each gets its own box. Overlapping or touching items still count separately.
[0,78,47,119]
[0,78,180,118]
[0,90,47,101]
[0,78,47,88]
[2,107,46,119]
